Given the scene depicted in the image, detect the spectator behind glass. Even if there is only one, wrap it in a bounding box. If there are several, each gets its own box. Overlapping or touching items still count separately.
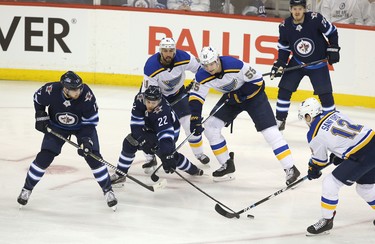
[231,0,266,17]
[369,0,375,25]
[357,0,375,26]
[320,0,364,24]
[210,0,234,14]
[123,0,167,8]
[167,0,210,11]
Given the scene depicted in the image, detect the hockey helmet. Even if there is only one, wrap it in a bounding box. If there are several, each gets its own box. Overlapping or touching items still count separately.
[159,37,176,52]
[290,0,306,7]
[60,71,83,90]
[298,97,322,123]
[199,46,219,65]
[144,85,162,102]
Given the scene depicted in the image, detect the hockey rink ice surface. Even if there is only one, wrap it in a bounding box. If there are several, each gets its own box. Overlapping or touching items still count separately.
[0,80,374,244]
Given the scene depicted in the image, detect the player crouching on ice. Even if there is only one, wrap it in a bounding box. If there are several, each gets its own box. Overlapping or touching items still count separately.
[17,71,117,210]
[298,98,375,236]
[110,85,204,186]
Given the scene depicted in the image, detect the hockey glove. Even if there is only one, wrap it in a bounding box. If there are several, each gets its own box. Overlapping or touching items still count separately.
[326,45,340,65]
[329,153,344,166]
[78,137,93,157]
[270,60,286,80]
[160,152,178,174]
[307,160,324,180]
[35,110,50,133]
[190,116,204,136]
[184,80,196,93]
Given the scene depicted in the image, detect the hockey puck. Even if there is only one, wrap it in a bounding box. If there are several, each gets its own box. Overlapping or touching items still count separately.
[373,220,375,226]
[247,214,255,219]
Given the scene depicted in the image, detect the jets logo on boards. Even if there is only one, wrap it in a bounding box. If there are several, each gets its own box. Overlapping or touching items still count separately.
[294,38,315,57]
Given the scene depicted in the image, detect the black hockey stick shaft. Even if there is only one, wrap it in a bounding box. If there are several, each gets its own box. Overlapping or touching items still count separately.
[46,127,156,192]
[173,169,240,218]
[262,59,328,77]
[150,99,229,182]
[215,175,308,218]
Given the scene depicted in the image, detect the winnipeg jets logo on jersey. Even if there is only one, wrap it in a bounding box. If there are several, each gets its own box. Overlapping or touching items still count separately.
[219,79,238,92]
[56,112,78,126]
[294,38,315,57]
[162,74,182,92]
[46,85,53,95]
[85,91,93,102]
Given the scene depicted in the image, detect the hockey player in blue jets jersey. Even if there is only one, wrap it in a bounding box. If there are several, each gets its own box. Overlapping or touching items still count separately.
[110,86,203,185]
[270,0,340,131]
[298,98,375,236]
[189,46,300,185]
[17,71,117,209]
[140,37,209,173]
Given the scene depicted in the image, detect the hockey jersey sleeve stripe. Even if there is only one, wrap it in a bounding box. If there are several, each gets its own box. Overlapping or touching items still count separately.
[200,76,216,85]
[311,157,328,166]
[189,93,205,104]
[174,60,190,66]
[343,130,375,159]
[150,68,166,78]
[223,69,241,74]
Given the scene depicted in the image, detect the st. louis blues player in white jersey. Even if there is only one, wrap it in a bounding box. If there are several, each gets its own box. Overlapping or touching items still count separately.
[110,86,203,185]
[298,98,375,235]
[189,46,300,184]
[270,0,340,131]
[17,71,117,209]
[140,37,209,173]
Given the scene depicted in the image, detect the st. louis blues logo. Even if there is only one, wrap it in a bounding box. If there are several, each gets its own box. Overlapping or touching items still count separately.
[219,79,237,92]
[294,38,315,58]
[162,74,182,92]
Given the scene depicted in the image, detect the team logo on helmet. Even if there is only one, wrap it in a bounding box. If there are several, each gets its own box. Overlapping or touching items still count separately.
[294,38,315,57]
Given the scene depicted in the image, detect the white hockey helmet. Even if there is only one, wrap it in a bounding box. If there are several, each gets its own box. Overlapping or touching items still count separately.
[199,46,219,65]
[298,97,322,123]
[159,37,176,53]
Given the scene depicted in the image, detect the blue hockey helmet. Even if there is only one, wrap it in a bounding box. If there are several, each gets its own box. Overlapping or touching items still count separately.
[144,85,162,101]
[60,71,83,90]
[290,0,306,7]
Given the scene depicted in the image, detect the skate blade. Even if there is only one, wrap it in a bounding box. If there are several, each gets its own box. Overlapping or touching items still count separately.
[306,230,330,237]
[213,173,235,182]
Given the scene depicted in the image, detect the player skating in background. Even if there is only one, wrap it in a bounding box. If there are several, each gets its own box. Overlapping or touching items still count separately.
[298,97,375,235]
[17,71,117,210]
[140,37,210,173]
[110,86,203,185]
[188,46,300,185]
[270,0,340,131]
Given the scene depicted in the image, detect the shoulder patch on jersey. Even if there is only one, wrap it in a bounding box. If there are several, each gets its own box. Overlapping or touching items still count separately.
[46,84,53,95]
[136,93,144,103]
[153,105,163,114]
[85,91,93,102]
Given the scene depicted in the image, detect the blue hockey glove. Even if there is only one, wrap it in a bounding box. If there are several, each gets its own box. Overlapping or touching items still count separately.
[78,137,93,157]
[190,116,204,136]
[329,153,344,166]
[326,45,340,65]
[270,60,286,80]
[160,152,178,174]
[35,111,50,133]
[307,160,324,180]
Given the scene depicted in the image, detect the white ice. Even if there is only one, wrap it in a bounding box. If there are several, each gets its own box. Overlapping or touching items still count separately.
[0,80,374,244]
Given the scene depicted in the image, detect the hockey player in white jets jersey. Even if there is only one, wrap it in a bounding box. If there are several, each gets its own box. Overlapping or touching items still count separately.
[140,37,209,173]
[298,98,375,236]
[189,46,300,184]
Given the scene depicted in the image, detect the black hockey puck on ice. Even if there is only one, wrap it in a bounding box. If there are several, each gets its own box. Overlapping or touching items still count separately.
[247,214,255,219]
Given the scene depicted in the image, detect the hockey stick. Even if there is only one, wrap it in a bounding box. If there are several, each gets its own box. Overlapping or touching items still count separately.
[46,127,166,192]
[215,163,332,219]
[262,59,328,77]
[150,99,229,182]
[173,169,240,218]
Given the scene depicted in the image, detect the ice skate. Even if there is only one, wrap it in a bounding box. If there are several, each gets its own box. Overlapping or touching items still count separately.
[110,173,126,188]
[104,189,118,211]
[213,152,235,182]
[196,153,210,165]
[285,165,300,186]
[17,188,32,207]
[142,155,157,174]
[306,211,336,236]
[276,118,286,131]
